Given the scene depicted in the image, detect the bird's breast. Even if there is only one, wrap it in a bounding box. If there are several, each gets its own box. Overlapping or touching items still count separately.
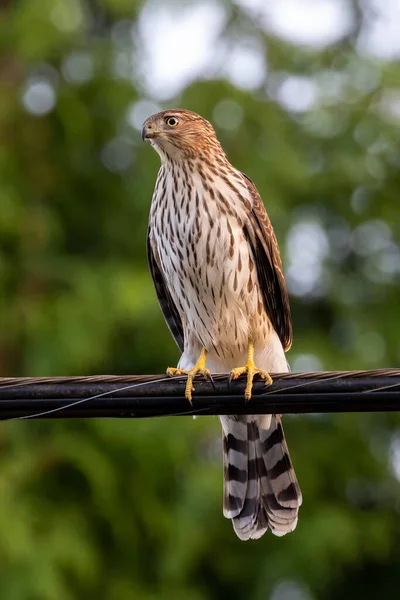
[150,167,268,353]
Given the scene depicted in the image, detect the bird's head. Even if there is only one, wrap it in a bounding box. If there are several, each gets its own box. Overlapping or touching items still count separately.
[141,109,223,162]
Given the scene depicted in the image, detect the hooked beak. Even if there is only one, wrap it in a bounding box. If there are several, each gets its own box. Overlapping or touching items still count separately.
[141,121,159,141]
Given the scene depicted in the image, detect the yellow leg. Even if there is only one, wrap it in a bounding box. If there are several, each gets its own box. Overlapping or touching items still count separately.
[230,341,273,400]
[167,348,210,404]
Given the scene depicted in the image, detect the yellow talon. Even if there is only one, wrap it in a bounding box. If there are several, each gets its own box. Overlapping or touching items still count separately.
[230,341,273,400]
[167,348,210,404]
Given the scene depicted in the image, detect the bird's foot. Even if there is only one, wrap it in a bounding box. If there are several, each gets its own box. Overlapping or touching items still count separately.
[230,361,272,401]
[167,348,210,404]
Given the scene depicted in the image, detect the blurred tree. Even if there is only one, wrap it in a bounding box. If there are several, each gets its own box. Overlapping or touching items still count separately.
[0,0,399,599]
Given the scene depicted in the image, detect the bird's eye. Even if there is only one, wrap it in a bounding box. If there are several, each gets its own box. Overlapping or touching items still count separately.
[166,117,179,127]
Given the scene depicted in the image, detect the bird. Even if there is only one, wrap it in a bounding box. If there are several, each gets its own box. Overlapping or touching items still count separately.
[142,108,302,539]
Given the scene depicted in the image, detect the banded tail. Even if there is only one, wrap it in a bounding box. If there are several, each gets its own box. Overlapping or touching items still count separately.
[220,414,302,540]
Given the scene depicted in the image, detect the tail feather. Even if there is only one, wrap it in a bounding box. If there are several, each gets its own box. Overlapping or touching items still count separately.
[231,422,263,539]
[258,417,302,509]
[220,414,302,540]
[221,418,248,519]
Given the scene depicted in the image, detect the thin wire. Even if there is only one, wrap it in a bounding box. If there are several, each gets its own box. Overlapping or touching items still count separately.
[260,371,348,397]
[159,404,215,418]
[362,380,400,394]
[261,371,400,398]
[0,377,64,392]
[8,376,186,421]
[0,374,162,392]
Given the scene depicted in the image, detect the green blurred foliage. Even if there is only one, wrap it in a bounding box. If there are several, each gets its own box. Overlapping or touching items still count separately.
[0,0,400,598]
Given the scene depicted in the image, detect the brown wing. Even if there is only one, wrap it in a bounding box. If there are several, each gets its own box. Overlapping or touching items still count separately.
[241,173,292,351]
[147,228,184,353]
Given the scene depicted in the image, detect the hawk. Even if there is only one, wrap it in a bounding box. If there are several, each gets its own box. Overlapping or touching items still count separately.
[142,109,302,539]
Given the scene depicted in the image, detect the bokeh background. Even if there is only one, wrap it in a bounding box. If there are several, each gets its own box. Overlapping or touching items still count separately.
[1,0,400,598]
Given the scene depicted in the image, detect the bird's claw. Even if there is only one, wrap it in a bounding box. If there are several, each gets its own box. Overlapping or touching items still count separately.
[229,364,273,401]
[167,366,211,404]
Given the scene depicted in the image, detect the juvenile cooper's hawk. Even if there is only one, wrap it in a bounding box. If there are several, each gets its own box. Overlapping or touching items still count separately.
[142,109,302,539]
